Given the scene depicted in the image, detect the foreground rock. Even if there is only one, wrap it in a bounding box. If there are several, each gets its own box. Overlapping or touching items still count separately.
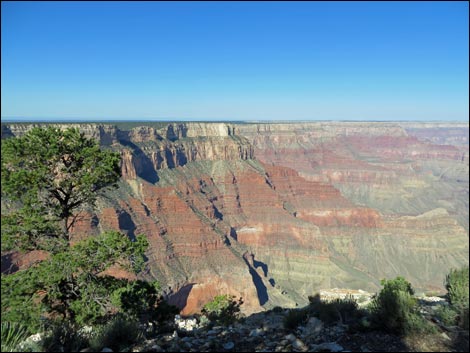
[128,298,465,352]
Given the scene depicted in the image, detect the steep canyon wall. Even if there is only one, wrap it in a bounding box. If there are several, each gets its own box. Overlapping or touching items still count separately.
[2,121,468,313]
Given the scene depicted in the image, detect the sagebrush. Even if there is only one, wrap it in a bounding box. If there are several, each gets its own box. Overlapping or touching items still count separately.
[201,294,243,325]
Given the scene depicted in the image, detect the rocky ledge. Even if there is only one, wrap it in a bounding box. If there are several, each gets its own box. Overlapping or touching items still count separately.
[127,296,461,353]
[20,291,467,353]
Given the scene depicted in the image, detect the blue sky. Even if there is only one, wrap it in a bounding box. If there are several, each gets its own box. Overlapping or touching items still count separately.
[1,1,468,121]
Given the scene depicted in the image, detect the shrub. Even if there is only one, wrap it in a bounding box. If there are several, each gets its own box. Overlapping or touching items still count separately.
[370,279,414,331]
[435,305,459,327]
[201,295,243,326]
[283,308,309,329]
[382,276,415,295]
[445,267,469,311]
[153,296,180,324]
[402,309,437,334]
[370,277,435,335]
[1,322,30,352]
[90,315,143,352]
[41,320,90,352]
[308,294,361,324]
[197,314,210,328]
[111,280,163,322]
[329,296,360,323]
[442,266,469,331]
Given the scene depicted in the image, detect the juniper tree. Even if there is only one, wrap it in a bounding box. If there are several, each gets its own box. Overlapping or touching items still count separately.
[1,127,155,330]
[1,126,121,248]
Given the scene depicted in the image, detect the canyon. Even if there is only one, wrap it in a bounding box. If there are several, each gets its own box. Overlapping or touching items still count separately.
[1,121,469,314]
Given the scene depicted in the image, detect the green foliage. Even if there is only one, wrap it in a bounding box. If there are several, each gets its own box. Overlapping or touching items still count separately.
[308,294,361,324]
[442,267,469,331]
[111,280,162,321]
[370,277,434,335]
[1,127,158,335]
[1,208,63,253]
[403,310,437,334]
[1,272,44,332]
[445,266,469,311]
[41,320,90,352]
[90,315,143,352]
[69,231,149,274]
[380,276,414,295]
[370,278,415,333]
[1,126,121,243]
[1,231,149,329]
[1,322,30,352]
[201,294,243,325]
[435,305,459,326]
[283,308,309,329]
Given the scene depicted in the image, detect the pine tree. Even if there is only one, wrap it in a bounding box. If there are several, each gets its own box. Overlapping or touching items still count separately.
[1,127,152,330]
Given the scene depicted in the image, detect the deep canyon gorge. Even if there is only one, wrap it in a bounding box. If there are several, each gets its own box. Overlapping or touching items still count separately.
[2,121,469,315]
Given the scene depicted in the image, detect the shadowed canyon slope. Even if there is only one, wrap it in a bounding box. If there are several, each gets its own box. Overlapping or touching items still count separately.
[2,121,469,314]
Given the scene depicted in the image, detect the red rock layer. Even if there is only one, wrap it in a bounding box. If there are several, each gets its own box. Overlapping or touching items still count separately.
[343,136,464,162]
[69,211,99,243]
[1,250,50,274]
[110,183,261,313]
[262,164,382,228]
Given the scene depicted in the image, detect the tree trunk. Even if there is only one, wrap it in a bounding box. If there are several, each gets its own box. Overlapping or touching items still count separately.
[61,217,70,243]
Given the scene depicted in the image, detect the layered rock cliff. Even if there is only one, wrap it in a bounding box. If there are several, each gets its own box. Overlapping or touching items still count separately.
[2,121,468,313]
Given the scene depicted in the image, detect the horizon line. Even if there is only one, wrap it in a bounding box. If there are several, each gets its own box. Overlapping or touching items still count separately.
[2,117,469,124]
